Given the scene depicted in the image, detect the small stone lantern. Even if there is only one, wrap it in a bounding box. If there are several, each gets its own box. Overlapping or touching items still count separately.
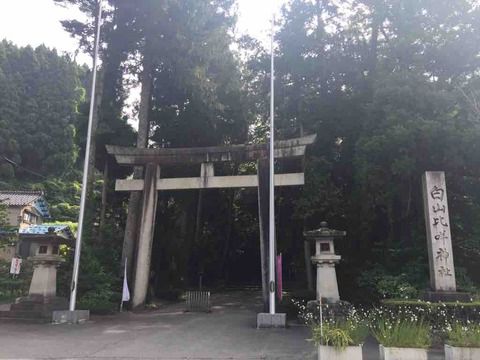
[9,225,72,319]
[304,221,346,303]
[27,230,65,298]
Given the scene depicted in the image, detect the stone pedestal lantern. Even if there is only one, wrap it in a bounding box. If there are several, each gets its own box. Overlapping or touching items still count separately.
[8,225,73,321]
[304,222,346,303]
[27,235,65,298]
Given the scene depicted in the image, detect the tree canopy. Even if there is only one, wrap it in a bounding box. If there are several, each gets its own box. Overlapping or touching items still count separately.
[2,0,480,306]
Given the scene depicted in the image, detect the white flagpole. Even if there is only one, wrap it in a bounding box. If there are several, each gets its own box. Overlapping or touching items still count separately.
[269,0,276,315]
[69,0,103,312]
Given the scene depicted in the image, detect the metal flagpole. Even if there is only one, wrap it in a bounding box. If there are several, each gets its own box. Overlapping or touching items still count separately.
[268,0,276,315]
[69,0,103,312]
[318,295,324,360]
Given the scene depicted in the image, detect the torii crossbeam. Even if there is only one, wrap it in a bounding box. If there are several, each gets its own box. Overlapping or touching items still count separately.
[107,134,316,308]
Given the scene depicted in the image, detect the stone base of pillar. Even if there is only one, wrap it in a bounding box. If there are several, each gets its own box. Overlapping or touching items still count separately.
[52,310,90,324]
[29,263,59,297]
[256,313,287,328]
[5,295,68,322]
[316,263,340,303]
[422,291,471,303]
[307,300,353,323]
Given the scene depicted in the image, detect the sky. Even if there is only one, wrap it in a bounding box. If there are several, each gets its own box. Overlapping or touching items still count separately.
[0,0,288,127]
[0,0,288,66]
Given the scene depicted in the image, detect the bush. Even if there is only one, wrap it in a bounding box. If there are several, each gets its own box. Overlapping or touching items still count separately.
[57,242,120,314]
[357,265,421,300]
[0,259,32,301]
[77,290,118,314]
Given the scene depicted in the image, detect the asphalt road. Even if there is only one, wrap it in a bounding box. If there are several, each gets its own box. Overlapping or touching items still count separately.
[0,291,444,360]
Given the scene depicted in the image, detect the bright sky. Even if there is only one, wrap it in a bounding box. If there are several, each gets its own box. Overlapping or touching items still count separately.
[0,0,288,127]
[0,0,288,66]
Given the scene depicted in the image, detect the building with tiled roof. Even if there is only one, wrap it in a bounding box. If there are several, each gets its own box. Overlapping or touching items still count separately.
[0,190,51,229]
[0,191,52,261]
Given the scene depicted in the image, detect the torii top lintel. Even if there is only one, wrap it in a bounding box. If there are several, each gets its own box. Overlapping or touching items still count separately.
[106,134,316,166]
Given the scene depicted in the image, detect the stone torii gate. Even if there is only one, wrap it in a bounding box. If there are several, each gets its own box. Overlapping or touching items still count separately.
[107,134,316,309]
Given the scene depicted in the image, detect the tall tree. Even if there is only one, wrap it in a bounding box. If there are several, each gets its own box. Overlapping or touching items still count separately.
[0,41,85,179]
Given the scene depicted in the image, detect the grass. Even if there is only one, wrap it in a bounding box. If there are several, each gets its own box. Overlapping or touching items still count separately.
[371,318,431,348]
[311,320,369,350]
[446,323,480,347]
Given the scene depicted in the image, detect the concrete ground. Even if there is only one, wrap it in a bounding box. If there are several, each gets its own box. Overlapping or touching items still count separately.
[0,291,444,360]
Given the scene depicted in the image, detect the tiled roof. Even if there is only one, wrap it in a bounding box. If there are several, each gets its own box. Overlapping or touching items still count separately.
[0,191,43,206]
[19,224,75,241]
[0,191,51,218]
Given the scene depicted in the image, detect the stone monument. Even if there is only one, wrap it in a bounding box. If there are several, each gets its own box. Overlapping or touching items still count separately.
[422,172,469,301]
[304,222,346,303]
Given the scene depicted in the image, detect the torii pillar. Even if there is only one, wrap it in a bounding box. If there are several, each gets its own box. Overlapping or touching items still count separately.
[132,163,159,308]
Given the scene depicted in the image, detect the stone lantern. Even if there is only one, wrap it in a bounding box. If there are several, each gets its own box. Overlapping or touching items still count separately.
[27,231,66,299]
[304,221,346,303]
[9,225,73,320]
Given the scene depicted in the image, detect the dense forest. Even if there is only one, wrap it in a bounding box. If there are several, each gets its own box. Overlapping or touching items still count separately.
[1,0,480,309]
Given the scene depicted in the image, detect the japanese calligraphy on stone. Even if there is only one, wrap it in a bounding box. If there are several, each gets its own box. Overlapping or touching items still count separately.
[422,172,456,292]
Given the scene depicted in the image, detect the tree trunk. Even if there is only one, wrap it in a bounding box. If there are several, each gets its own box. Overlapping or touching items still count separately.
[99,159,109,241]
[122,49,154,279]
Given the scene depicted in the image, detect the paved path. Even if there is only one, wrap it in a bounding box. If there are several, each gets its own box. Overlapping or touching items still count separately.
[0,291,444,360]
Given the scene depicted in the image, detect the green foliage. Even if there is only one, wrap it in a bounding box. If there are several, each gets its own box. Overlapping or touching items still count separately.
[77,290,117,315]
[446,322,480,347]
[58,240,120,314]
[295,300,369,348]
[4,0,480,301]
[357,265,421,300]
[36,179,82,222]
[0,199,7,227]
[0,260,32,301]
[0,199,18,249]
[312,323,352,350]
[371,317,431,348]
[245,0,480,300]
[311,320,369,349]
[0,40,85,178]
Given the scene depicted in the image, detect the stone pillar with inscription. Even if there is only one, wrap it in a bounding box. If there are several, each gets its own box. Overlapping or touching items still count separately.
[422,172,469,301]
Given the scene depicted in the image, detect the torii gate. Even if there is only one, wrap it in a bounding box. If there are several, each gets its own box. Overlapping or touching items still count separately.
[107,134,316,309]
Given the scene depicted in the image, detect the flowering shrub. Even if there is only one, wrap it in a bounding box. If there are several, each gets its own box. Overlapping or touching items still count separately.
[381,299,480,331]
[445,321,480,347]
[292,299,359,324]
[293,297,480,350]
[293,300,368,349]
